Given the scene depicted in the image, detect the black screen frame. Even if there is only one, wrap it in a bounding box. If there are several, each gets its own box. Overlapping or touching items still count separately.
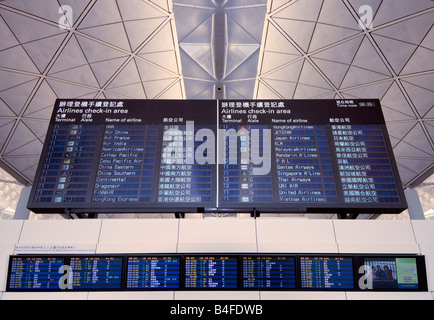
[297,255,356,291]
[6,255,68,292]
[66,255,124,291]
[125,255,182,291]
[217,99,407,214]
[27,99,218,215]
[353,254,428,292]
[182,255,239,290]
[27,99,407,216]
[240,254,298,291]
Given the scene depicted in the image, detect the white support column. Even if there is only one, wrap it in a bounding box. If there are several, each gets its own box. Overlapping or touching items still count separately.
[13,186,31,220]
[404,188,425,220]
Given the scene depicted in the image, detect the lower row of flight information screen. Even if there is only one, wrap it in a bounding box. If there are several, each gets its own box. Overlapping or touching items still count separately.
[7,254,427,291]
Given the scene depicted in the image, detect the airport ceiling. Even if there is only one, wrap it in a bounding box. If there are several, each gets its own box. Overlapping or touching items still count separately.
[0,0,433,190]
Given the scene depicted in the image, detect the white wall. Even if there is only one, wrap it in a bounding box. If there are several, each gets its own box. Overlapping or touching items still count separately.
[1,218,433,300]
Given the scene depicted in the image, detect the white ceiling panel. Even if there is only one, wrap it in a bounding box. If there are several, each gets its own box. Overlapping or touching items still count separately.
[402,46,434,75]
[0,99,15,118]
[78,0,121,29]
[3,121,39,154]
[23,80,56,116]
[402,80,434,118]
[297,60,333,90]
[79,23,131,52]
[0,16,19,50]
[274,18,316,52]
[272,0,322,22]
[341,79,392,100]
[0,121,15,148]
[0,45,39,73]
[124,17,167,52]
[0,6,65,43]
[381,82,417,118]
[89,56,129,87]
[23,34,67,73]
[75,34,128,64]
[117,0,167,21]
[1,79,39,115]
[309,23,359,53]
[372,0,433,26]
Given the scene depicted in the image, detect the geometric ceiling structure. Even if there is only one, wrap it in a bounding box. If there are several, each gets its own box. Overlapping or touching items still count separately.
[0,0,433,200]
[173,0,267,99]
[0,0,184,185]
[255,0,434,189]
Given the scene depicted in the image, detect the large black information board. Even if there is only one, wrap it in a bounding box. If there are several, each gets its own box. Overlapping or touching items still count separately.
[28,100,217,213]
[27,99,407,214]
[217,99,406,213]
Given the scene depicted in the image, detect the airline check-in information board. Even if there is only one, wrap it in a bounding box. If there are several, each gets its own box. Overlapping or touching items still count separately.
[28,100,217,213]
[28,99,406,214]
[217,99,406,213]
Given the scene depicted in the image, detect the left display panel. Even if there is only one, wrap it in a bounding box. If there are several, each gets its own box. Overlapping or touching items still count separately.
[27,99,218,214]
[7,256,66,291]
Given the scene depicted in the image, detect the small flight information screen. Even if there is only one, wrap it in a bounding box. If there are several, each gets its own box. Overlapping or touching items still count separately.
[184,256,238,289]
[126,256,180,289]
[69,256,122,290]
[300,256,354,289]
[242,256,296,289]
[7,256,65,290]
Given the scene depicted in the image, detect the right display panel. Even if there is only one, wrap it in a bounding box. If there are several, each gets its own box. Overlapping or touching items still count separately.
[218,99,407,214]
[356,255,428,291]
[299,256,355,290]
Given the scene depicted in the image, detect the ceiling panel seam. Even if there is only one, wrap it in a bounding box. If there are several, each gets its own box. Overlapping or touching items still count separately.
[143,0,171,15]
[0,159,30,185]
[0,3,62,28]
[344,0,434,32]
[267,18,342,98]
[268,0,303,17]
[168,10,186,98]
[97,16,175,96]
[253,0,272,98]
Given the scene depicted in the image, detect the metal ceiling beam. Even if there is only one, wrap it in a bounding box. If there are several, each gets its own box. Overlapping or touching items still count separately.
[213,0,226,99]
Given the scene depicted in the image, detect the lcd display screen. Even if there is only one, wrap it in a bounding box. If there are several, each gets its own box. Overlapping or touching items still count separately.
[126,256,180,289]
[363,257,420,290]
[184,256,238,289]
[218,99,407,214]
[69,256,122,290]
[242,256,296,289]
[7,256,65,291]
[299,256,354,290]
